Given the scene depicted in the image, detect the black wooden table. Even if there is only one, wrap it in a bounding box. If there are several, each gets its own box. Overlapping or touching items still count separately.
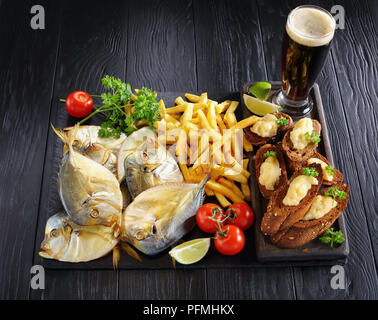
[0,0,376,300]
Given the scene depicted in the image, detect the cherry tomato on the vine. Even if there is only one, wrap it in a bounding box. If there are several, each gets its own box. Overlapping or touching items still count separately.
[196,203,225,233]
[225,202,254,231]
[65,91,93,118]
[214,224,245,255]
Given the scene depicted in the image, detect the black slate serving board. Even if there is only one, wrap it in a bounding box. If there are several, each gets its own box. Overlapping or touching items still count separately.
[39,84,348,270]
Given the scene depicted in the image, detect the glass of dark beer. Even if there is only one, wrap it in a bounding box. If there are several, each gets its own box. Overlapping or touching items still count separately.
[272,5,336,116]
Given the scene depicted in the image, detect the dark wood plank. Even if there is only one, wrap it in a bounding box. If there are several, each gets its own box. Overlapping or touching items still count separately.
[35,270,118,300]
[31,0,129,300]
[120,269,206,299]
[257,0,378,299]
[329,0,377,266]
[194,0,295,299]
[0,0,61,299]
[119,0,206,299]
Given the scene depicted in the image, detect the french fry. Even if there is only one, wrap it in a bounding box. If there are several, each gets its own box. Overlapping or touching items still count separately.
[215,100,231,114]
[199,92,208,104]
[205,186,215,197]
[175,96,185,105]
[231,115,260,130]
[241,183,251,201]
[179,163,190,181]
[223,171,248,184]
[216,114,227,133]
[176,129,187,164]
[185,93,200,103]
[225,101,239,116]
[214,192,231,207]
[165,114,181,127]
[182,103,194,128]
[206,179,245,203]
[243,134,253,152]
[166,104,186,114]
[207,101,218,130]
[159,99,166,118]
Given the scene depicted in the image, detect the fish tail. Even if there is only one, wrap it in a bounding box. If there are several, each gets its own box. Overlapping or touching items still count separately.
[112,245,120,269]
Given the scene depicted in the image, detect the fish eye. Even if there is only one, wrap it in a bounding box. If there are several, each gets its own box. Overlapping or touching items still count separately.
[50,229,58,237]
[90,209,99,218]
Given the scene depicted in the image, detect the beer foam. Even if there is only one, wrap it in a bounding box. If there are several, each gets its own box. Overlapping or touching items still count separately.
[286,7,335,47]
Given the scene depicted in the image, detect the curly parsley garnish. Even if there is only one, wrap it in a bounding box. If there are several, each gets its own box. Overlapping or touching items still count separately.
[319,228,345,248]
[302,167,319,177]
[324,187,347,200]
[77,75,160,138]
[305,131,321,144]
[325,165,335,176]
[276,117,289,126]
[264,151,277,157]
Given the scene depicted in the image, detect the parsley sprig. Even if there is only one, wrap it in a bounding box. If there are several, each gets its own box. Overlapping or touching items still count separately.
[263,151,277,157]
[319,228,345,247]
[305,131,321,144]
[77,76,160,138]
[325,165,335,176]
[324,187,347,200]
[276,117,289,126]
[302,167,319,177]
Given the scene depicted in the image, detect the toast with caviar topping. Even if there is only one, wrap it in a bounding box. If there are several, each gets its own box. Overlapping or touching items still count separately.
[255,144,288,199]
[260,163,323,236]
[244,112,293,146]
[270,183,349,248]
[282,119,321,162]
[287,151,344,185]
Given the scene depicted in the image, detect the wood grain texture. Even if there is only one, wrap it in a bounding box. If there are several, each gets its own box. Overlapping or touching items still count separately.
[329,0,378,266]
[119,0,206,300]
[206,268,296,300]
[194,0,266,93]
[0,0,60,299]
[257,0,378,299]
[126,0,197,92]
[30,0,128,300]
[34,271,118,300]
[194,0,295,300]
[119,269,207,300]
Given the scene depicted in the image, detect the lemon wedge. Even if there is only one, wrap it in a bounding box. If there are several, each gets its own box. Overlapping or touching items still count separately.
[169,238,210,265]
[243,94,280,116]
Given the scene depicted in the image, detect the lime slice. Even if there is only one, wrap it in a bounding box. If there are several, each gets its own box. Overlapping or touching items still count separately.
[248,82,272,101]
[243,94,280,116]
[169,238,210,265]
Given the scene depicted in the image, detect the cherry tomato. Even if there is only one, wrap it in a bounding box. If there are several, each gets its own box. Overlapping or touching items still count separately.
[225,202,254,231]
[214,225,245,255]
[65,91,93,118]
[196,203,225,233]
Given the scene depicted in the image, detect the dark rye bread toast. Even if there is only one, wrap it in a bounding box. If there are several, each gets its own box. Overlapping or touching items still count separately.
[287,151,344,185]
[270,183,349,248]
[244,112,293,146]
[260,163,323,236]
[255,144,288,199]
[282,119,321,162]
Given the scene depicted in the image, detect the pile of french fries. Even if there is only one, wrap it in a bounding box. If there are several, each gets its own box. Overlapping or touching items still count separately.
[154,92,260,207]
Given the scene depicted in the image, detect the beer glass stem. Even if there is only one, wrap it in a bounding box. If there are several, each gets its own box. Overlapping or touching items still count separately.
[272,89,313,116]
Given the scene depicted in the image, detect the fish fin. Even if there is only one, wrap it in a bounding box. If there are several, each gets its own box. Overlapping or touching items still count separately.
[120,242,142,262]
[195,175,210,195]
[51,123,67,143]
[112,245,120,269]
[38,251,51,259]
